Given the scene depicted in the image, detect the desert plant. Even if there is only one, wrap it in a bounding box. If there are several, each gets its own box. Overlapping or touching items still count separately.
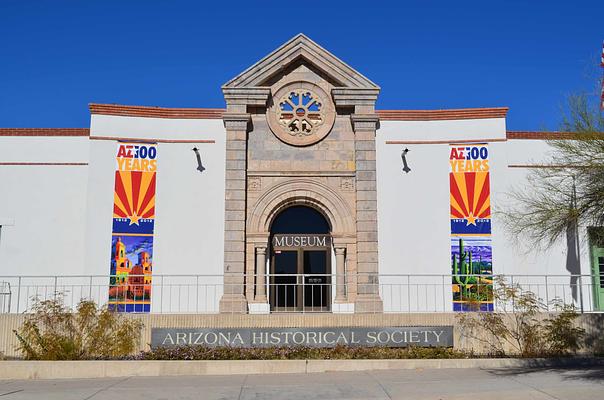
[503,93,604,249]
[458,277,584,357]
[13,295,143,360]
[132,345,467,361]
[543,300,585,355]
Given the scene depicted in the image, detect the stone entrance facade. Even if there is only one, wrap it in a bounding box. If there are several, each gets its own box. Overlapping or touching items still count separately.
[219,34,383,313]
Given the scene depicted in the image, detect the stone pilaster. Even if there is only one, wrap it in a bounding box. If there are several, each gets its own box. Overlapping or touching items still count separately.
[219,112,251,313]
[219,87,270,314]
[255,246,267,302]
[351,112,383,313]
[334,247,347,302]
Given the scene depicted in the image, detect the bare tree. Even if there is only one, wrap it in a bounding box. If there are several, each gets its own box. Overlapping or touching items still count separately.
[503,94,604,248]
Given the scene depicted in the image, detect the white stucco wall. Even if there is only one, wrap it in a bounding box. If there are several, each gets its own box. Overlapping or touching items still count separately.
[2,113,597,313]
[87,115,226,312]
[0,137,89,280]
[376,120,594,311]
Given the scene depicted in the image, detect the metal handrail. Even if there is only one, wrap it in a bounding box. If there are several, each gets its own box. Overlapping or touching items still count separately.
[0,273,599,314]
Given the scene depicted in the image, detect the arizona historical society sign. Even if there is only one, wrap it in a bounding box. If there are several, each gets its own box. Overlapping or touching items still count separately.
[151,327,453,348]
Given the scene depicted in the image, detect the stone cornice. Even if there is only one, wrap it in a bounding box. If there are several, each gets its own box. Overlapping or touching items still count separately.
[222,87,271,107]
[332,88,380,107]
[222,113,251,130]
[351,114,380,132]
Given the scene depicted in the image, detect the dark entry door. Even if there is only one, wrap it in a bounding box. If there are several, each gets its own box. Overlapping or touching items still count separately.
[303,250,330,311]
[272,250,299,311]
[270,235,331,312]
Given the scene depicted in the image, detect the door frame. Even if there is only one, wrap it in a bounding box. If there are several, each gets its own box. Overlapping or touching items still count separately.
[591,247,604,311]
[269,234,332,312]
[589,227,604,311]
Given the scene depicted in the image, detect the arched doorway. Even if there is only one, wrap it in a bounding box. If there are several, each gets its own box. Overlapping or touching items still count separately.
[269,206,331,312]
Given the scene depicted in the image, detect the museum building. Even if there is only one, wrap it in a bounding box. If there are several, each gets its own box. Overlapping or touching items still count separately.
[1,34,602,314]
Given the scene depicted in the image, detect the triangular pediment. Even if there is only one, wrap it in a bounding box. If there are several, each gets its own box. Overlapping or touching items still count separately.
[223,34,379,90]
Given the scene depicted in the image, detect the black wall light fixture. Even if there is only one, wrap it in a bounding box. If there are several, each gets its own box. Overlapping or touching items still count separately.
[192,147,205,173]
[401,148,411,173]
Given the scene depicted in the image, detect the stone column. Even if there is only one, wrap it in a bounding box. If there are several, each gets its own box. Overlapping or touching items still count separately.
[255,247,267,302]
[218,112,250,313]
[334,247,347,302]
[351,112,384,313]
[333,88,383,313]
[219,87,270,314]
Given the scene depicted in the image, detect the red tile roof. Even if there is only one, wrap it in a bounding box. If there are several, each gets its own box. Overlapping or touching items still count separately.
[0,128,89,136]
[89,103,224,119]
[377,107,508,121]
[506,131,576,140]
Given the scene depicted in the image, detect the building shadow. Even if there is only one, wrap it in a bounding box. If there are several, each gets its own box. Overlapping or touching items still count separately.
[485,358,604,382]
[565,221,581,302]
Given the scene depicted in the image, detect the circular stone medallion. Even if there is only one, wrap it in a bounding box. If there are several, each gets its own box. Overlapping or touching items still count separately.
[267,82,335,147]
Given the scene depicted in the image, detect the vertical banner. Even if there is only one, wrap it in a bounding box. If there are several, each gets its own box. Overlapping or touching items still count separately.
[109,142,157,312]
[449,144,494,311]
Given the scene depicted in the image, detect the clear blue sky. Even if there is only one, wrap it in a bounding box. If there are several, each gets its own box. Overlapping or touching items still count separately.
[1,0,602,130]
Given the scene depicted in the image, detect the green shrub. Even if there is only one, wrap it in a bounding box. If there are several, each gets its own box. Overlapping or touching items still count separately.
[543,302,585,355]
[458,277,585,357]
[133,345,468,361]
[14,296,143,360]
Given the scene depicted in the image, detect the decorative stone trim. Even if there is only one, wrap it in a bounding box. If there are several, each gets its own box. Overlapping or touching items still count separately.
[351,114,380,132]
[222,113,251,130]
[248,177,261,191]
[267,82,335,147]
[340,177,355,191]
[332,88,380,107]
[222,87,271,107]
[247,171,355,177]
[247,178,355,235]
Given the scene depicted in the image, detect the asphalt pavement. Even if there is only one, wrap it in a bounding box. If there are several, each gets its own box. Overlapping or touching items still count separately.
[0,366,603,399]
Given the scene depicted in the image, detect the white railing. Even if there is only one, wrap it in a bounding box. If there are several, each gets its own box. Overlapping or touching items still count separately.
[0,273,601,314]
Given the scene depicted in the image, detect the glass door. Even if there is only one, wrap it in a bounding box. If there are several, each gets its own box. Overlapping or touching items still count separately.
[270,233,332,312]
[303,250,330,312]
[271,250,299,311]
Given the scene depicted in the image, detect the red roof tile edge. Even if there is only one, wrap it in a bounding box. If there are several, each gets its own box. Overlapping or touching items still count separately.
[89,103,225,119]
[377,107,508,120]
[506,131,577,140]
[0,128,90,137]
[0,128,582,142]
[89,103,510,121]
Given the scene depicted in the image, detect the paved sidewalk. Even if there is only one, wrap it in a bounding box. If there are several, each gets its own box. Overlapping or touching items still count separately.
[0,366,603,399]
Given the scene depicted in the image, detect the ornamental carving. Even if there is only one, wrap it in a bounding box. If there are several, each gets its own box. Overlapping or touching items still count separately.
[248,177,261,191]
[267,82,335,147]
[340,177,354,191]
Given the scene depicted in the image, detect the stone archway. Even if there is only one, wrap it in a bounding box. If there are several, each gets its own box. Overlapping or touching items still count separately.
[248,178,355,237]
[246,178,356,312]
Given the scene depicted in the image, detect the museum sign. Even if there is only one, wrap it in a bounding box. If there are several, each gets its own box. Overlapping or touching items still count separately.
[151,327,454,348]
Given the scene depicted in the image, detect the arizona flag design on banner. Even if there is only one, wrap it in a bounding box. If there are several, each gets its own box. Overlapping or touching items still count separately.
[109,142,158,312]
[449,144,494,311]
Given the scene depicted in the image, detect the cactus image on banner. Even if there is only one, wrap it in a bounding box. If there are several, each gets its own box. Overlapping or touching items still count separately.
[108,142,158,312]
[449,143,494,311]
